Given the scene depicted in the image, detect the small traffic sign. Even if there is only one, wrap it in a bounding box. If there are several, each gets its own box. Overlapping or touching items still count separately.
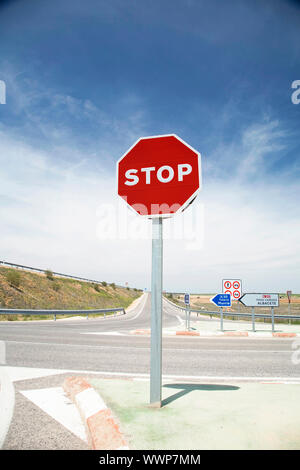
[184,293,190,305]
[287,290,292,303]
[210,293,232,308]
[239,293,279,307]
[222,279,242,300]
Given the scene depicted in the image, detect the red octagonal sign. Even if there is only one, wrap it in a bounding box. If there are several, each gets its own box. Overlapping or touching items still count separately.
[117,134,201,217]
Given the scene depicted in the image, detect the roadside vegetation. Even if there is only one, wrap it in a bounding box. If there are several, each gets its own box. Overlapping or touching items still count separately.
[0,266,142,321]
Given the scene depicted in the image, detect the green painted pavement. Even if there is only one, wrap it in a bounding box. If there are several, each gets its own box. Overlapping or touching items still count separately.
[89,377,300,450]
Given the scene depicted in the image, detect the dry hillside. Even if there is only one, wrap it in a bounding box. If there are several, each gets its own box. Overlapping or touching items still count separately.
[0,266,142,320]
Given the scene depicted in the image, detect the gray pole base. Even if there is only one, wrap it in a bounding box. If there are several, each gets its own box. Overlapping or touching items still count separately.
[148,401,162,409]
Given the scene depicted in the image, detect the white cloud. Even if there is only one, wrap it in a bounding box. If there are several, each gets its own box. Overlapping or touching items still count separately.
[0,82,299,293]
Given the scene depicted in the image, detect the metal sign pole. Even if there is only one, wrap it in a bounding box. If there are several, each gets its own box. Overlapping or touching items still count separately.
[252,306,255,332]
[187,304,189,331]
[271,306,275,333]
[150,217,163,408]
[220,307,224,331]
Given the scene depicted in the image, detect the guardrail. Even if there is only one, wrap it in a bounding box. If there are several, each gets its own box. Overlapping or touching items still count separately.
[163,296,300,322]
[0,260,118,286]
[0,307,126,321]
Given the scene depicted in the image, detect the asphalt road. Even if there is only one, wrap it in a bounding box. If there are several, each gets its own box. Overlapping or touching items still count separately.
[1,292,300,450]
[1,293,299,378]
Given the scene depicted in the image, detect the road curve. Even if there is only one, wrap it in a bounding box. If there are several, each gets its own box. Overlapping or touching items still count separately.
[1,292,300,450]
[0,292,299,379]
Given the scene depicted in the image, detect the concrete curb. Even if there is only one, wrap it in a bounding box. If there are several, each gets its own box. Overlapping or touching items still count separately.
[272,332,298,338]
[130,329,300,338]
[176,331,200,336]
[63,377,129,450]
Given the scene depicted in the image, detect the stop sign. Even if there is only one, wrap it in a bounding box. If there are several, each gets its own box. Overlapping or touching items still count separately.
[117,134,201,217]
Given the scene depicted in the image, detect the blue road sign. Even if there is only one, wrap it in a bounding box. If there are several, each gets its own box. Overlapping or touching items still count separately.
[210,293,231,307]
[184,293,190,305]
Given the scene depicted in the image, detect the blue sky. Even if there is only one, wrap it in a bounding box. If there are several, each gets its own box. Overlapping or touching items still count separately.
[0,0,300,292]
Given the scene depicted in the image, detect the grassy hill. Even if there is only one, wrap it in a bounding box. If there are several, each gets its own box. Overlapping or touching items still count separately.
[0,266,142,320]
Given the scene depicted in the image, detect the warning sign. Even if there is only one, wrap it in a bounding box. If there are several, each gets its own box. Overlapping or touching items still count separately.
[222,279,242,300]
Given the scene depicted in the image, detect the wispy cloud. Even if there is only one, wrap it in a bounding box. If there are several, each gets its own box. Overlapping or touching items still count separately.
[0,112,299,292]
[0,62,299,292]
[0,63,148,159]
[204,117,292,183]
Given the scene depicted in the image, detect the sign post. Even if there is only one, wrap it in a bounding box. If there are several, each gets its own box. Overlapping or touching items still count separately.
[150,217,163,406]
[184,293,190,330]
[251,306,255,332]
[287,290,292,317]
[239,293,279,333]
[220,307,224,332]
[210,294,231,332]
[117,134,201,407]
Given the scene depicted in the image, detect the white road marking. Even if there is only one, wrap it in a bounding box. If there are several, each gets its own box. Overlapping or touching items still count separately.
[20,387,87,443]
[82,331,124,336]
[162,300,184,327]
[5,340,150,351]
[3,365,300,385]
[4,340,293,354]
[176,315,184,325]
[73,371,300,384]
[0,367,15,449]
[5,366,70,383]
[124,292,148,322]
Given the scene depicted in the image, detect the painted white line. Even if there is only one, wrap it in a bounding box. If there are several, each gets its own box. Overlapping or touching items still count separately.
[4,340,150,351]
[125,293,148,322]
[5,366,70,383]
[0,367,15,449]
[82,332,124,336]
[165,349,293,353]
[58,369,300,383]
[124,293,146,313]
[162,300,184,328]
[4,340,293,354]
[5,365,300,385]
[56,316,87,321]
[20,387,87,443]
[177,315,184,325]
